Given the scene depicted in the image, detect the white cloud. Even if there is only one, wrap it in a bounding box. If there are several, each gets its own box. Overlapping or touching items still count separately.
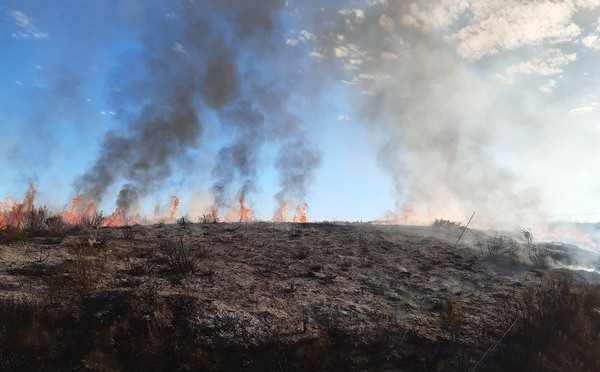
[309,50,326,61]
[380,51,398,60]
[172,42,186,53]
[165,12,179,20]
[582,33,600,49]
[337,114,352,121]
[400,0,470,31]
[300,30,315,41]
[378,14,395,31]
[338,8,365,20]
[285,38,298,46]
[569,105,597,114]
[495,49,576,84]
[10,10,48,39]
[452,1,581,60]
[334,46,348,58]
[15,80,22,86]
[539,79,558,93]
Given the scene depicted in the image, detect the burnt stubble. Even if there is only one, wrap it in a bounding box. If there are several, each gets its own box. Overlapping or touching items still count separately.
[0,222,599,371]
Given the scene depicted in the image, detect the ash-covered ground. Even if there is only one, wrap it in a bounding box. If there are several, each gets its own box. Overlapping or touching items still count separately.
[1,222,599,370]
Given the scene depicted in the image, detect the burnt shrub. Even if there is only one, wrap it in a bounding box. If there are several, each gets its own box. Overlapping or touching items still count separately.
[478,235,519,262]
[159,236,207,274]
[491,274,600,371]
[24,206,48,234]
[44,214,66,236]
[0,226,26,244]
[432,219,463,229]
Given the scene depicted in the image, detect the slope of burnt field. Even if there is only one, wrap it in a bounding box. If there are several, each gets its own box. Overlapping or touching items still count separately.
[0,222,599,370]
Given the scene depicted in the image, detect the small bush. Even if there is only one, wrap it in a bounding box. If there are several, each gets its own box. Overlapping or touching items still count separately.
[520,229,548,268]
[159,237,207,274]
[439,293,465,341]
[82,212,105,229]
[478,236,519,262]
[494,274,600,371]
[177,216,189,227]
[0,226,26,244]
[44,214,65,236]
[432,219,463,229]
[24,206,48,234]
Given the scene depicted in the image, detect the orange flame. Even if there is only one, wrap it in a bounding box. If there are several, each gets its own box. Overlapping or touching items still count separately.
[273,204,289,222]
[0,184,37,229]
[239,195,253,222]
[165,196,180,224]
[204,207,220,223]
[534,214,598,248]
[63,195,97,226]
[102,208,126,227]
[293,203,308,223]
[373,206,427,225]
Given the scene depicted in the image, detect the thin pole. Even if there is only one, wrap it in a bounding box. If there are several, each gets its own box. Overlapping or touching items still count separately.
[454,211,476,249]
[471,317,518,372]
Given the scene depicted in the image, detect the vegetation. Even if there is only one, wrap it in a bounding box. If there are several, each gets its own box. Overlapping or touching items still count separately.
[0,222,599,370]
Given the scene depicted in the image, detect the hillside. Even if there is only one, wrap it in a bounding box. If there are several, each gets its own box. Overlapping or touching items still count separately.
[1,222,599,371]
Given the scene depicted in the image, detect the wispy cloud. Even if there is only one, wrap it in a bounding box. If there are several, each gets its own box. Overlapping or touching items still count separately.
[569,103,598,114]
[495,49,576,84]
[10,10,48,39]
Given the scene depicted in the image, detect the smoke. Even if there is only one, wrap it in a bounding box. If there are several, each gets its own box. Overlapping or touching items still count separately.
[74,0,321,218]
[309,2,548,228]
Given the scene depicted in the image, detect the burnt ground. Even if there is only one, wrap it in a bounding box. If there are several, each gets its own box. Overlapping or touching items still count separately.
[0,222,599,371]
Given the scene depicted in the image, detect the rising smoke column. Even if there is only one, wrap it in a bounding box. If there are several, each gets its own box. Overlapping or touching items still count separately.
[309,1,546,227]
[206,2,321,220]
[74,0,322,219]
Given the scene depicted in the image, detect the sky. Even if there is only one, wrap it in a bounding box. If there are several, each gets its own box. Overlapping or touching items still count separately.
[1,0,600,228]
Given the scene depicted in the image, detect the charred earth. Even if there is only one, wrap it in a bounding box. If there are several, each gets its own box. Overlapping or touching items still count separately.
[1,222,599,371]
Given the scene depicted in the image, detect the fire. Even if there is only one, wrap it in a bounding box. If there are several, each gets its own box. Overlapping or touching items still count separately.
[204,207,220,223]
[533,214,598,248]
[165,196,180,224]
[239,195,253,222]
[63,195,96,226]
[102,208,126,227]
[372,205,436,226]
[0,184,37,229]
[293,203,308,223]
[273,204,290,222]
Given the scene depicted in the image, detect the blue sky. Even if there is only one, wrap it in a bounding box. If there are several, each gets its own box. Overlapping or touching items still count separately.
[1,1,600,227]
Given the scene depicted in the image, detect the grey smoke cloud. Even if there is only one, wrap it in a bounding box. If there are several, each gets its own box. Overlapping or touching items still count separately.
[310,1,545,227]
[75,0,321,217]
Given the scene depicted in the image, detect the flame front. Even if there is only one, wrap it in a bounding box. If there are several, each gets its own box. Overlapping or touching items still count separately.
[102,208,126,227]
[273,204,289,222]
[293,203,308,223]
[0,184,37,229]
[239,195,252,222]
[165,196,180,224]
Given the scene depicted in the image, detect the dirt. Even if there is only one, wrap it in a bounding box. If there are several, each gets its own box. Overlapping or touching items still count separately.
[0,222,599,370]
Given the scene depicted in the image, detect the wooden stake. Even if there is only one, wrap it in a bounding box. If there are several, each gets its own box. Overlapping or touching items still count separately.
[453,211,476,249]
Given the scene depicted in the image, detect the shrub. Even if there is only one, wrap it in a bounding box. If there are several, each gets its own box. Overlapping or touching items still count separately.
[82,211,104,229]
[159,237,207,274]
[439,293,465,341]
[494,274,600,371]
[24,206,48,234]
[432,219,463,229]
[0,226,26,244]
[44,214,65,236]
[478,236,519,262]
[520,229,548,268]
